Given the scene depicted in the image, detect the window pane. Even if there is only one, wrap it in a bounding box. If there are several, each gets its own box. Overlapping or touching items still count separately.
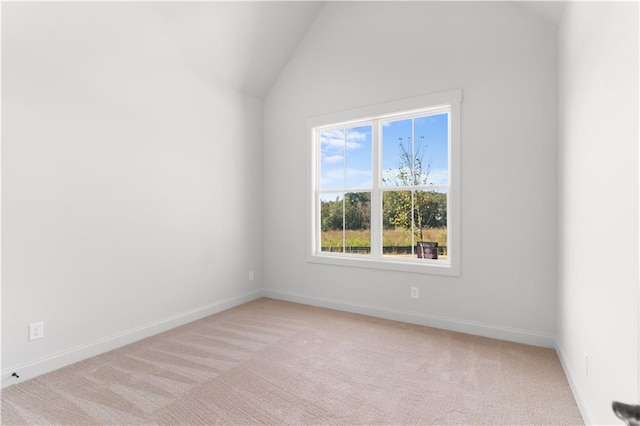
[320,193,344,253]
[382,189,448,260]
[382,190,414,257]
[320,125,373,191]
[414,189,448,260]
[320,129,345,190]
[345,126,372,189]
[344,192,371,255]
[381,118,412,187]
[414,113,449,185]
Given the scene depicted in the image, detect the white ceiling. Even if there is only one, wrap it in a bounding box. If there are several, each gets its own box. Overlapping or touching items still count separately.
[144,1,326,98]
[140,1,564,98]
[4,1,565,100]
[4,1,325,99]
[515,1,567,26]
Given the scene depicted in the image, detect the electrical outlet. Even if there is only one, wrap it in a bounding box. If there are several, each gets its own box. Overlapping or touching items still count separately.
[249,270,255,281]
[411,287,419,299]
[29,321,44,341]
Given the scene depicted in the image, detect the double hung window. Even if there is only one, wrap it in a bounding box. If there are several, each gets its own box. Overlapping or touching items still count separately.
[308,89,461,275]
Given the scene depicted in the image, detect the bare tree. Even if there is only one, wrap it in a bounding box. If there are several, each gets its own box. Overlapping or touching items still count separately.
[382,136,442,243]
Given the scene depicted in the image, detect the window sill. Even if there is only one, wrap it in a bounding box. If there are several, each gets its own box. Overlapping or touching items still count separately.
[308,252,460,276]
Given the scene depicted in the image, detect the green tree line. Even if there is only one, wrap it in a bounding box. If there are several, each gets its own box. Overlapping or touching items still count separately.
[321,192,371,232]
[321,191,446,240]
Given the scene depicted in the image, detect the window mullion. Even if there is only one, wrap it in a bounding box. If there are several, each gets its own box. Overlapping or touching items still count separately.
[371,120,382,257]
[342,129,347,252]
[411,118,416,254]
[342,196,346,252]
[314,130,321,254]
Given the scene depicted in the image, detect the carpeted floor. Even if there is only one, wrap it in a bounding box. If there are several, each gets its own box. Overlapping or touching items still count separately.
[1,298,583,425]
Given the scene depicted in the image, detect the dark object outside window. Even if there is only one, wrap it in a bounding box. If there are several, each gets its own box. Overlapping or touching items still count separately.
[417,242,438,259]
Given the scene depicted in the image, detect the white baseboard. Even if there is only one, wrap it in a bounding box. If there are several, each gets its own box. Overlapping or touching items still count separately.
[555,342,592,425]
[263,289,556,348]
[1,289,263,388]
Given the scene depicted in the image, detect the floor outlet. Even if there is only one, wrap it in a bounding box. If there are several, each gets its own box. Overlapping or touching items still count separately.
[411,287,419,299]
[29,321,44,341]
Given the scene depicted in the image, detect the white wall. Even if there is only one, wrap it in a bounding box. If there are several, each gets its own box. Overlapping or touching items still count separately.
[558,2,639,424]
[263,2,559,345]
[1,3,263,383]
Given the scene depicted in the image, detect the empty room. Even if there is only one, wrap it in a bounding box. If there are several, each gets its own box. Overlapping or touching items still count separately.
[1,1,638,424]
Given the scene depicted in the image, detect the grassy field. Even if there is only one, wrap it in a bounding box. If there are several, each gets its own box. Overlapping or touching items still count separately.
[321,228,447,248]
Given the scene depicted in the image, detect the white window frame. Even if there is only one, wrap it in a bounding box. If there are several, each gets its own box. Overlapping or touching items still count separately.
[307,89,462,276]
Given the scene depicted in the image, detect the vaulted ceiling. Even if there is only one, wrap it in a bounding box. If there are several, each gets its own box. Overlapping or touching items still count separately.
[4,1,324,99]
[515,1,566,26]
[142,1,325,98]
[4,1,564,99]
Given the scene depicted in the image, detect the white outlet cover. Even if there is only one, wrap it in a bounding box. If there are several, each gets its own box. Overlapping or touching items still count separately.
[29,321,44,340]
[411,287,419,299]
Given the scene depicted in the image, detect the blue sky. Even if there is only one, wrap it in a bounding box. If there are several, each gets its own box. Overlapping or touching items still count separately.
[320,113,448,191]
[381,113,448,187]
[320,125,372,190]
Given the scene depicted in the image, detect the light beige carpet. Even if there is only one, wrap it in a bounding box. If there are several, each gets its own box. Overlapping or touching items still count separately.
[1,298,583,425]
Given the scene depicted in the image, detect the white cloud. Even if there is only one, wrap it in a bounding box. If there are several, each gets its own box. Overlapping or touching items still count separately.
[320,130,344,151]
[346,168,373,188]
[322,154,344,164]
[424,169,449,185]
[320,170,343,190]
[320,167,372,190]
[320,129,369,153]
